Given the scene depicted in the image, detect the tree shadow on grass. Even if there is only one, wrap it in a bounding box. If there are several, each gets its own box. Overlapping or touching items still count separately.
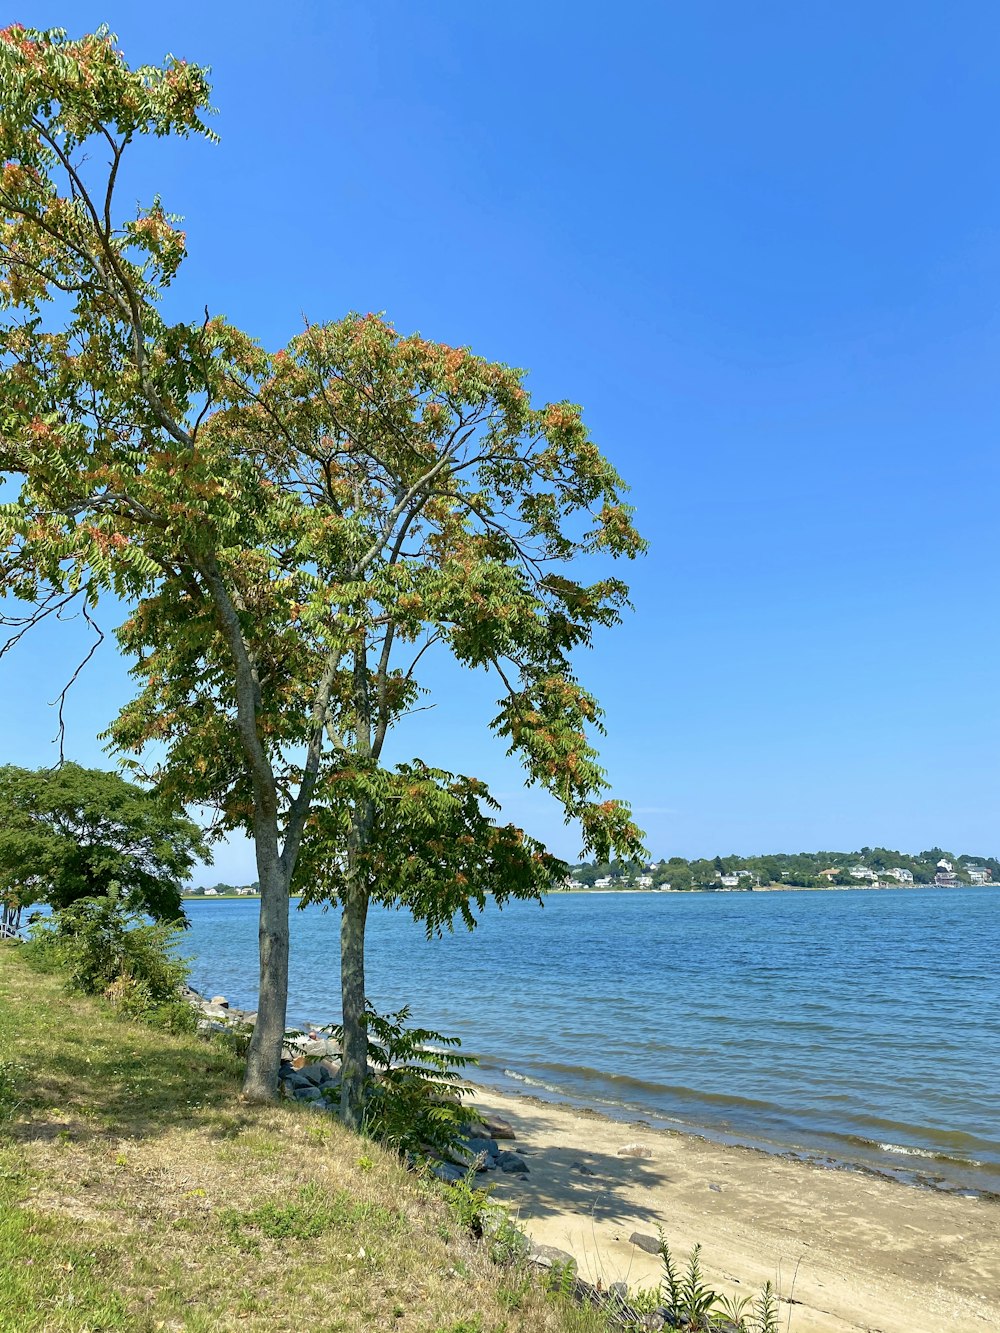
[3,962,248,1146]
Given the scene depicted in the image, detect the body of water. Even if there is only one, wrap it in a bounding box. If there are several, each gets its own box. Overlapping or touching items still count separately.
[183,886,1000,1195]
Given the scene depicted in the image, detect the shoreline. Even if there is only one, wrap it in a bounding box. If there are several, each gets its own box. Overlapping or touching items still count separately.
[467,1083,1000,1333]
[465,1072,999,1201]
[549,883,997,894]
[181,883,999,900]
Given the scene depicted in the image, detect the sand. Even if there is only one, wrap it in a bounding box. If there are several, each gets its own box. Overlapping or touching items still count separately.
[469,1086,1000,1333]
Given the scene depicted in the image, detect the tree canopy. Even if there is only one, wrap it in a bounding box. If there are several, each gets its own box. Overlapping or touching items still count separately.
[0,26,644,1105]
[0,763,206,919]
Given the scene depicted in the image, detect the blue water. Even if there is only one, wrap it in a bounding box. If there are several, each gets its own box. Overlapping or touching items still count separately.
[183,887,1000,1194]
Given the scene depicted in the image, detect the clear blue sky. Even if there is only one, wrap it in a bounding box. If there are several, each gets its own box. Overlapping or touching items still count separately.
[6,2,999,880]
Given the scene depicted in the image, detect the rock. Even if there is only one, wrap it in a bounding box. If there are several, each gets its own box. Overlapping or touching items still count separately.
[608,1281,629,1300]
[616,1142,653,1158]
[629,1231,661,1255]
[430,1161,465,1184]
[528,1244,576,1270]
[209,995,229,1008]
[449,1136,497,1172]
[294,1085,324,1102]
[571,1160,596,1175]
[639,1315,664,1331]
[498,1151,529,1174]
[196,1018,229,1035]
[297,1063,334,1087]
[287,1035,339,1058]
[481,1115,517,1140]
[708,1181,722,1193]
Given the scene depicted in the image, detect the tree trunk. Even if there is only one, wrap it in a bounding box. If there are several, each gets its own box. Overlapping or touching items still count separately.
[242,850,290,1101]
[339,883,369,1131]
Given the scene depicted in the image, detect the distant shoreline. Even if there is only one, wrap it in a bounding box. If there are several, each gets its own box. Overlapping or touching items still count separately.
[183,883,997,900]
[550,882,995,894]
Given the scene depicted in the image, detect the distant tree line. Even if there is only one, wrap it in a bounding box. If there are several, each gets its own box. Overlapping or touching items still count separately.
[569,847,999,890]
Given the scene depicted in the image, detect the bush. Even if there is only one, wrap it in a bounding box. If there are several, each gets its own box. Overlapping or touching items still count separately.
[25,892,194,1029]
[323,1003,480,1159]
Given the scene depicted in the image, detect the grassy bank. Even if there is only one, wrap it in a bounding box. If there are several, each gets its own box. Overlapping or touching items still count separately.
[0,942,599,1333]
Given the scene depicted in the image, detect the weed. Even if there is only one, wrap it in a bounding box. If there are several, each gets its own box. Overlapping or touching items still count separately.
[655,1237,781,1332]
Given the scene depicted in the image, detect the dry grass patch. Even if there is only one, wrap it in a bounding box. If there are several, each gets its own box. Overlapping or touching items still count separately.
[0,944,602,1332]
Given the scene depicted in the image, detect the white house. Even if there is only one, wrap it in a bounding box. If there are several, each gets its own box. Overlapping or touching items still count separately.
[849,865,876,880]
[203,887,219,896]
[719,874,740,888]
[937,858,954,873]
[594,876,613,888]
[964,865,992,884]
[635,874,654,888]
[886,868,914,884]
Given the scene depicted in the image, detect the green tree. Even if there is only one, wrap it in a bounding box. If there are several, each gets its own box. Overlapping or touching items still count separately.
[0,28,644,1111]
[0,763,206,920]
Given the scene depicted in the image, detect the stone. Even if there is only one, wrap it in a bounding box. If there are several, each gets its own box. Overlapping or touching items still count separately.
[571,1161,596,1175]
[616,1142,653,1158]
[449,1145,491,1172]
[608,1281,629,1300]
[297,1063,333,1086]
[196,1018,229,1035]
[498,1151,529,1174]
[430,1161,465,1184]
[481,1115,516,1140]
[639,1315,664,1331]
[209,995,229,1008]
[629,1231,661,1255]
[294,1085,324,1102]
[528,1244,576,1270]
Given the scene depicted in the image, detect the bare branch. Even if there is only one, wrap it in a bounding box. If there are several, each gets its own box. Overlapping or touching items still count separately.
[50,598,105,764]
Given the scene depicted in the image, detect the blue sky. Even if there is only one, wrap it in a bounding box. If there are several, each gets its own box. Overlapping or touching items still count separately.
[6,2,999,879]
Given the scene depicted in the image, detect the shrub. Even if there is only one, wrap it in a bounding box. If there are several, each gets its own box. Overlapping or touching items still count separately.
[25,892,193,1028]
[326,1003,481,1159]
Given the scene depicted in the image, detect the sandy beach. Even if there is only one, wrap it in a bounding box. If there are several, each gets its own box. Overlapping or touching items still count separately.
[469,1086,1000,1333]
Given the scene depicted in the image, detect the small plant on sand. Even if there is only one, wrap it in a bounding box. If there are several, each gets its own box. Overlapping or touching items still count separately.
[656,1237,781,1332]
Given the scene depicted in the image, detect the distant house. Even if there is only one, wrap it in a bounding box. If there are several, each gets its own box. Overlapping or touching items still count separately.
[203,887,219,896]
[235,885,257,896]
[964,865,992,884]
[934,871,960,887]
[937,858,954,873]
[818,868,839,881]
[849,865,876,880]
[634,874,654,888]
[736,869,754,879]
[886,868,914,884]
[719,874,740,888]
[594,876,613,888]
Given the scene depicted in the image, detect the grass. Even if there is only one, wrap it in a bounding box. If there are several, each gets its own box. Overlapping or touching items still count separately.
[0,942,605,1333]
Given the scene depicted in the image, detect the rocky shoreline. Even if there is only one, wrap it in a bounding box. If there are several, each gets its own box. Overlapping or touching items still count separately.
[185,985,531,1176]
[183,985,679,1321]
